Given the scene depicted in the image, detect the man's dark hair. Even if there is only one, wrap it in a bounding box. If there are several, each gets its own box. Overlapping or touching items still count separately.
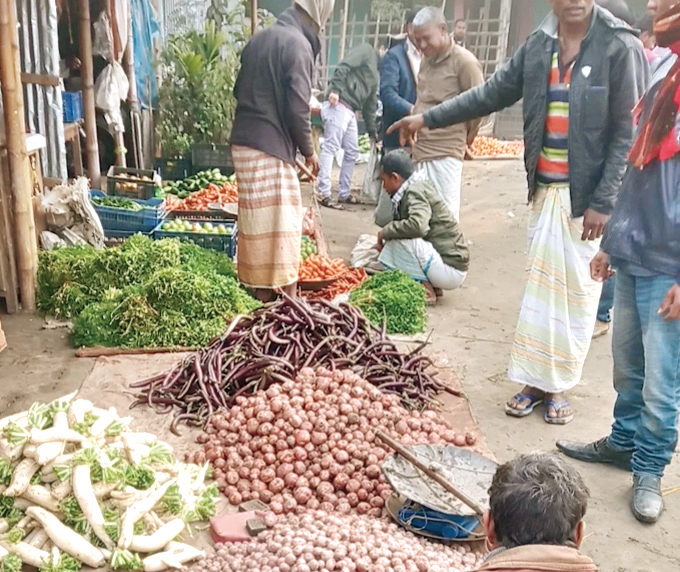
[489,453,590,549]
[381,149,414,180]
[596,0,634,26]
[454,18,466,26]
[637,11,654,35]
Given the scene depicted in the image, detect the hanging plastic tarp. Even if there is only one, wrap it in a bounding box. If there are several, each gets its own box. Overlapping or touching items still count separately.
[130,0,160,108]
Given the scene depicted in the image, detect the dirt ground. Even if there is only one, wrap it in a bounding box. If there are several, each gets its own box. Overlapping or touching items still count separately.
[1,160,678,571]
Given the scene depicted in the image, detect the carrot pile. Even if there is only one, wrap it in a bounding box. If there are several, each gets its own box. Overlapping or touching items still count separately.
[303,267,368,300]
[469,136,524,157]
[165,182,238,211]
[298,254,347,281]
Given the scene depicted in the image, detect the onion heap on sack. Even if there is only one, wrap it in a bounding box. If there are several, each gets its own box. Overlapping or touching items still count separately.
[186,511,483,572]
[186,367,476,515]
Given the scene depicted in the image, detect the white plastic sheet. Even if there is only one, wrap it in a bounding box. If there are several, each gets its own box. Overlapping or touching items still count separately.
[95,62,130,132]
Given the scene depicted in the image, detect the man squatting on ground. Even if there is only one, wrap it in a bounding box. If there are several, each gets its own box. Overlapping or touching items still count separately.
[558,0,680,525]
[389,0,648,425]
[376,150,469,300]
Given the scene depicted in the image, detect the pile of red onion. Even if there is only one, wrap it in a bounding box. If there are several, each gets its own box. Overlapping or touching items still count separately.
[187,511,482,572]
[186,367,475,514]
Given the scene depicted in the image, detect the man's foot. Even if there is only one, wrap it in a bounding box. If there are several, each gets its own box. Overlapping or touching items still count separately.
[632,474,664,523]
[423,282,437,306]
[592,319,611,339]
[434,287,444,297]
[544,398,574,425]
[556,437,632,471]
[319,196,344,210]
[338,195,358,205]
[505,387,545,418]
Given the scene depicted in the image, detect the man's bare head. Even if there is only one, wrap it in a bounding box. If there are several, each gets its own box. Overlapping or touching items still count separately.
[413,7,450,58]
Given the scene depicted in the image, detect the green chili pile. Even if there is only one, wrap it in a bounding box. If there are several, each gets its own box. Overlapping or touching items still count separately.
[37,235,259,348]
[349,270,427,335]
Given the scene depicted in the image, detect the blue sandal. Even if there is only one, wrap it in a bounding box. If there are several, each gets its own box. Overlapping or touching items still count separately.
[505,393,544,418]
[544,400,574,425]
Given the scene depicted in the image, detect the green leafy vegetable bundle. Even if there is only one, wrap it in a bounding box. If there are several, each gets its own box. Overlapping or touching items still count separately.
[37,235,259,348]
[90,197,149,212]
[349,270,427,335]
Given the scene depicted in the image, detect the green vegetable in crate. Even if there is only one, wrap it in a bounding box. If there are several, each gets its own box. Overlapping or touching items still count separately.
[358,134,371,153]
[91,198,148,212]
[160,169,228,198]
[300,236,317,260]
[349,270,426,335]
[161,220,232,235]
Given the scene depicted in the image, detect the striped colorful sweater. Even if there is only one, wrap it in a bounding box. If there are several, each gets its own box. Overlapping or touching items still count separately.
[536,48,574,187]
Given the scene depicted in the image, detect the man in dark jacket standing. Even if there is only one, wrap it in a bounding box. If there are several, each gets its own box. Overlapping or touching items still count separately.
[230,0,334,299]
[390,1,648,425]
[558,0,680,525]
[380,8,421,152]
[317,44,380,207]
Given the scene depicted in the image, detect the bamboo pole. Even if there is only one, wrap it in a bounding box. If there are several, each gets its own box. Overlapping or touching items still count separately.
[0,0,37,311]
[339,0,350,61]
[251,0,258,35]
[79,0,101,188]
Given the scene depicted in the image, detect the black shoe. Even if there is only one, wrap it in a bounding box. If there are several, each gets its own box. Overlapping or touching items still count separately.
[556,437,632,471]
[632,474,664,523]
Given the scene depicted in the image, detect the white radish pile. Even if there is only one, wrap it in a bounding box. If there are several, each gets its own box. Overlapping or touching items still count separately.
[187,367,474,515]
[0,396,217,572]
[186,511,483,572]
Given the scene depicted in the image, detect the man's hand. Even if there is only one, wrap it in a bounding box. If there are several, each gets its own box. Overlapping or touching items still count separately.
[658,284,680,321]
[386,114,426,148]
[305,153,320,177]
[582,209,610,241]
[328,92,340,106]
[590,251,614,282]
[376,231,384,252]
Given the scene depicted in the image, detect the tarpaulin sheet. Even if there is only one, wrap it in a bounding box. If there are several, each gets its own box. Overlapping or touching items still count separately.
[131,0,160,108]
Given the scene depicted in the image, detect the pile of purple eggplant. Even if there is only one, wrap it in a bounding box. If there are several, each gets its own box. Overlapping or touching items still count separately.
[130,295,446,434]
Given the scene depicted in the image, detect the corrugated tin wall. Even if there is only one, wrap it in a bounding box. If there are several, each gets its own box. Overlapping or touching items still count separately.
[16,0,67,180]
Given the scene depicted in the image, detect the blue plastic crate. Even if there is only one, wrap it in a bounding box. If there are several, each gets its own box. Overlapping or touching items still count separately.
[153,219,237,258]
[63,91,83,123]
[90,191,165,233]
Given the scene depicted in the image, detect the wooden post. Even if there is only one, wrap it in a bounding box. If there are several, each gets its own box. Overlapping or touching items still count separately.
[373,14,380,48]
[339,0,349,60]
[251,0,258,35]
[79,0,101,188]
[0,0,37,310]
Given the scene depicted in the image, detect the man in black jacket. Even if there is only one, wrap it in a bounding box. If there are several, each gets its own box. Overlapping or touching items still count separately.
[389,1,648,425]
[230,0,334,299]
[558,0,680,525]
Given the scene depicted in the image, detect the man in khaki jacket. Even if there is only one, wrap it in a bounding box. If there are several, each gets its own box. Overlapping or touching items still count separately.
[476,453,597,572]
[411,7,484,220]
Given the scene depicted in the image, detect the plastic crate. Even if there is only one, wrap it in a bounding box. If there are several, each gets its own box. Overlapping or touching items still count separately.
[153,220,237,258]
[90,191,165,233]
[62,91,83,123]
[155,157,192,181]
[102,229,151,247]
[107,166,157,200]
[191,144,234,176]
[166,209,236,222]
